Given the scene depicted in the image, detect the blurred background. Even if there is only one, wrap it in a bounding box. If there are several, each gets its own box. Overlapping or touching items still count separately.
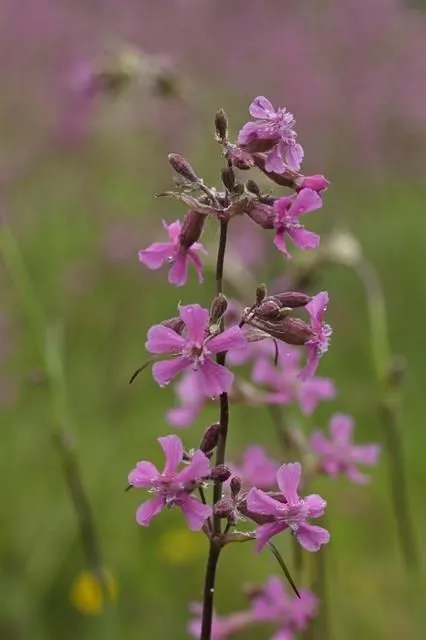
[1,0,426,638]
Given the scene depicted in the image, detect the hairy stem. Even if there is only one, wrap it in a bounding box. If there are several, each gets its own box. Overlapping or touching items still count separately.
[200,218,229,640]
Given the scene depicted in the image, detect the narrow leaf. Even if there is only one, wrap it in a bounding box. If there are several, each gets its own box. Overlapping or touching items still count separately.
[268,540,301,598]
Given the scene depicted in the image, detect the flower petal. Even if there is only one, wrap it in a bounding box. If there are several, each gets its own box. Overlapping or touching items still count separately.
[254,521,287,552]
[196,359,234,397]
[276,462,301,505]
[351,443,381,466]
[237,121,261,145]
[304,494,327,518]
[273,232,291,257]
[166,404,200,428]
[176,450,211,484]
[158,434,183,475]
[305,291,329,323]
[265,146,285,174]
[287,227,320,251]
[138,242,175,269]
[187,250,205,284]
[283,141,304,171]
[246,487,284,518]
[179,495,212,531]
[296,523,330,551]
[249,96,275,119]
[329,413,354,444]
[179,304,209,344]
[128,461,159,487]
[145,324,185,354]
[163,219,181,242]
[288,188,322,218]
[207,325,247,354]
[309,431,331,456]
[152,356,192,386]
[136,496,164,526]
[168,253,189,287]
[298,377,336,415]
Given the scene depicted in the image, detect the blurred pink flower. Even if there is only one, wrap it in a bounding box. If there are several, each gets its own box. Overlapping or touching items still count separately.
[128,434,212,530]
[166,369,206,427]
[309,413,381,483]
[273,189,322,258]
[251,576,318,632]
[188,602,255,639]
[230,445,279,490]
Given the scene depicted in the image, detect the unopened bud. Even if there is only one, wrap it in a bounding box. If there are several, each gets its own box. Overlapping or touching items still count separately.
[214,497,234,518]
[278,317,312,345]
[221,167,236,191]
[296,174,330,193]
[230,476,242,497]
[210,464,232,482]
[256,299,282,320]
[215,109,228,142]
[226,144,254,170]
[160,316,185,334]
[200,422,221,453]
[179,210,206,250]
[210,294,228,324]
[246,179,261,196]
[273,292,311,308]
[168,153,199,183]
[256,283,267,305]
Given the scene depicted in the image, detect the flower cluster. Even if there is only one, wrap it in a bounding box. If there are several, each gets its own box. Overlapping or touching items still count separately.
[127,96,381,639]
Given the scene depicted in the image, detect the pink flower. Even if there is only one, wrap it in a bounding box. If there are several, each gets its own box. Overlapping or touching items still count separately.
[272,189,322,258]
[128,435,212,530]
[309,413,381,483]
[230,445,280,490]
[251,576,318,632]
[138,219,206,286]
[251,345,336,415]
[146,304,247,396]
[166,370,206,427]
[300,292,332,379]
[238,96,304,173]
[246,462,330,552]
[188,603,255,639]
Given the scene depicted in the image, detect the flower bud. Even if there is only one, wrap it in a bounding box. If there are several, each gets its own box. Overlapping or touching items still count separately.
[179,210,206,250]
[226,144,254,169]
[214,497,234,518]
[168,153,199,183]
[277,317,312,345]
[200,422,221,453]
[296,174,330,193]
[210,464,232,482]
[210,294,228,324]
[215,109,228,142]
[273,292,311,308]
[230,476,242,497]
[245,203,274,229]
[246,179,261,196]
[256,299,282,320]
[160,316,185,334]
[256,283,267,305]
[221,166,236,191]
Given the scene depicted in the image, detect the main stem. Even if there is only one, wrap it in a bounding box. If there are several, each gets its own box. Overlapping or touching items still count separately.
[200,219,229,640]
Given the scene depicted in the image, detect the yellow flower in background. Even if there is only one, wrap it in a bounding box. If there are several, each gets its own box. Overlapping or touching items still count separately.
[159,527,206,566]
[70,569,118,615]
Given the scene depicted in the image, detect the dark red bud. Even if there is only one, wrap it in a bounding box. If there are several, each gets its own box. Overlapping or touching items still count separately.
[200,422,221,453]
[273,292,312,308]
[210,464,231,482]
[160,316,185,334]
[179,210,206,250]
[210,294,228,324]
[245,203,275,229]
[230,476,242,497]
[168,153,199,183]
[221,167,236,191]
[277,316,313,345]
[214,497,234,518]
[246,179,261,196]
[256,299,282,320]
[215,109,228,142]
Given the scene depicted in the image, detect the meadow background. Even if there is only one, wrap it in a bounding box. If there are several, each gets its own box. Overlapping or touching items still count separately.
[1,0,426,638]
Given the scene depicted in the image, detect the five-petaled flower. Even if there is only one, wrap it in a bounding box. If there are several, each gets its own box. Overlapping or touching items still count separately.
[237,96,304,173]
[128,435,212,530]
[309,413,381,483]
[300,291,332,379]
[138,219,206,287]
[272,189,322,258]
[146,303,247,396]
[246,462,330,552]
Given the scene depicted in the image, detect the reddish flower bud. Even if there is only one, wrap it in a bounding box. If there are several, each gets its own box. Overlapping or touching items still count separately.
[168,153,199,183]
[225,144,254,169]
[200,422,221,453]
[179,210,206,250]
[215,109,228,142]
[273,291,312,308]
[276,316,313,345]
[221,167,236,191]
[256,299,282,320]
[210,464,232,482]
[210,294,228,324]
[246,179,261,196]
[214,497,234,518]
[160,316,185,334]
[256,283,267,305]
[230,476,242,497]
